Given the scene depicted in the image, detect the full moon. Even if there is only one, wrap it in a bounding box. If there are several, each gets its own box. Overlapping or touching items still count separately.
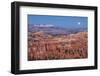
[78,22,81,25]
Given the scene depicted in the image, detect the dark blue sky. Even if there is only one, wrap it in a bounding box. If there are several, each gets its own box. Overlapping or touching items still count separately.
[28,15,88,28]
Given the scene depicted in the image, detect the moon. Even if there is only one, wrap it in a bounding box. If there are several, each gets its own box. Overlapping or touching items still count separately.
[78,22,81,25]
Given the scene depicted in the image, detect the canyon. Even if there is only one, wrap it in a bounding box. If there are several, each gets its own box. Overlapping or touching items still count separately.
[28,31,88,61]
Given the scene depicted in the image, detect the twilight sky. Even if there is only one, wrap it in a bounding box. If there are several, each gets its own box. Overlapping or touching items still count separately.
[28,15,88,28]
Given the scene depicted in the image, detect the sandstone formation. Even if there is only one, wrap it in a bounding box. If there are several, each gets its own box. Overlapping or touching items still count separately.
[28,31,88,61]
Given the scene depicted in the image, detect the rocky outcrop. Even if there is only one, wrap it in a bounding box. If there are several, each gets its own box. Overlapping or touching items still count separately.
[28,31,88,61]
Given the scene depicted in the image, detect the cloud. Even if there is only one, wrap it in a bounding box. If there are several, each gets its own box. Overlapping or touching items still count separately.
[34,24,54,27]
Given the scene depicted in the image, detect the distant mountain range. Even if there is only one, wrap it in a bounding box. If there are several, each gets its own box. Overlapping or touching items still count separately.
[28,24,87,35]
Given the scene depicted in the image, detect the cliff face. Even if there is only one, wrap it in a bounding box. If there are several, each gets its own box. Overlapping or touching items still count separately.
[28,31,88,61]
